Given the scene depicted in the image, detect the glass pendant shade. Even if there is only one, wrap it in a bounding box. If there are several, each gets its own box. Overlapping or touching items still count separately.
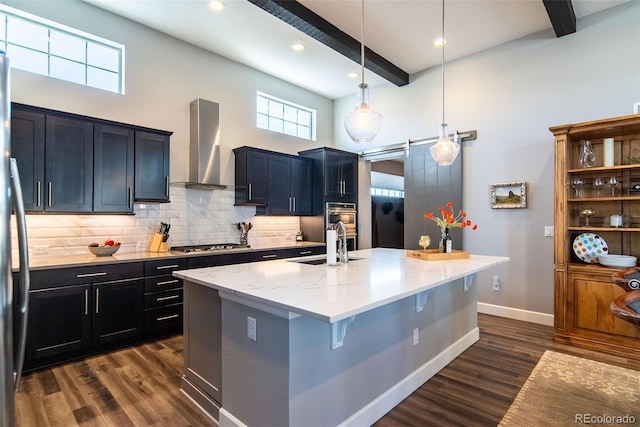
[344,83,383,144]
[429,123,460,166]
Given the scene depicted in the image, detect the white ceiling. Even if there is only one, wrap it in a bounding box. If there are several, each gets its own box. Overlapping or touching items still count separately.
[82,0,629,100]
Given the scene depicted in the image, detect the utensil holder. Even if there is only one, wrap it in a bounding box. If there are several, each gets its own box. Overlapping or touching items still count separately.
[150,232,168,252]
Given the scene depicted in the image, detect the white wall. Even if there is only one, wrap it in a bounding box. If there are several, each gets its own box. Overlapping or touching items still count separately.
[335,2,640,315]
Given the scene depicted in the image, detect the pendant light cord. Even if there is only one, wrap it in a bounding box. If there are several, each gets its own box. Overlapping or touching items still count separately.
[441,0,445,124]
[361,0,365,86]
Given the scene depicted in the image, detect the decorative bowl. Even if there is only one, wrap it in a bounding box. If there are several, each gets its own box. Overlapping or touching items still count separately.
[88,245,120,256]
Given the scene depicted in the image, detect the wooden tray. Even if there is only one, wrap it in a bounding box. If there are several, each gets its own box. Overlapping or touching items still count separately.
[406,249,470,261]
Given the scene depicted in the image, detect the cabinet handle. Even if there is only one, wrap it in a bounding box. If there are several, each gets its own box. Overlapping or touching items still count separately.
[299,250,312,255]
[248,183,252,201]
[128,187,133,209]
[157,295,180,302]
[84,289,89,316]
[95,289,100,314]
[76,272,107,278]
[47,182,52,207]
[156,279,179,286]
[165,176,169,196]
[156,265,179,270]
[293,197,296,212]
[289,197,292,212]
[36,181,41,207]
[262,254,278,259]
[157,314,179,322]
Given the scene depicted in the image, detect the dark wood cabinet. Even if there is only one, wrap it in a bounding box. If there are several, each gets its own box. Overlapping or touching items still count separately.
[143,258,186,335]
[134,131,170,202]
[234,146,269,205]
[45,115,94,212]
[299,147,359,211]
[26,284,91,361]
[10,108,45,211]
[92,279,144,345]
[94,124,135,213]
[259,154,312,215]
[10,103,172,212]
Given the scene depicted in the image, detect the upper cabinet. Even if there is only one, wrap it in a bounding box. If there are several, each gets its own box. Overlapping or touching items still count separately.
[134,131,170,202]
[299,147,359,212]
[234,146,313,216]
[233,146,269,206]
[551,113,640,358]
[10,103,172,213]
[94,125,135,213]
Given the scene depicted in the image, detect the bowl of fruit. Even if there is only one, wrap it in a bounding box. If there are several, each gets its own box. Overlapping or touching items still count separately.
[88,239,121,256]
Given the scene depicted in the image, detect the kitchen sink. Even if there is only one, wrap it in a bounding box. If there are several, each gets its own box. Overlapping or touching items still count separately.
[291,257,362,265]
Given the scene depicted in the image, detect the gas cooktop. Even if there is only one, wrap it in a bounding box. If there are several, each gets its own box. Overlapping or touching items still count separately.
[170,243,250,253]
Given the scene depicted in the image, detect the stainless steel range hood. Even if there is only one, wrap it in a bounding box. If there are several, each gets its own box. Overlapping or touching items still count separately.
[183,98,226,189]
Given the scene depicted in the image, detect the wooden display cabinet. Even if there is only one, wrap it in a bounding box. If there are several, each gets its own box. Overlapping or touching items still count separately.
[551,114,640,359]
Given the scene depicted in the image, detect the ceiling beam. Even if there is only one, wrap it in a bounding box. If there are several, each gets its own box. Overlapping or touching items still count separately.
[542,0,576,37]
[246,0,409,87]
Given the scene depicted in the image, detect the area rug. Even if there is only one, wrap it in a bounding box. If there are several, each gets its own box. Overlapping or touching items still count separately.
[499,351,640,426]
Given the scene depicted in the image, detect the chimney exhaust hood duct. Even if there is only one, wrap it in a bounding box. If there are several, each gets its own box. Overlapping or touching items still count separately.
[183,98,226,189]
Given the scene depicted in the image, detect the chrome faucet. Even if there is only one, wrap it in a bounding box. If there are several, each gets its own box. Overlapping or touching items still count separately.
[331,221,348,264]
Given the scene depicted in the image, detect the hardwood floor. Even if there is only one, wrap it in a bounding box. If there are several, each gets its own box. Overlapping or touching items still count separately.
[15,314,640,427]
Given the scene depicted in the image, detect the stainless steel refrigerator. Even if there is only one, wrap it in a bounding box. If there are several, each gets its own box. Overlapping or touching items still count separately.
[0,51,31,427]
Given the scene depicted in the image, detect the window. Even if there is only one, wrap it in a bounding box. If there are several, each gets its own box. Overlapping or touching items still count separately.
[256,92,316,140]
[0,5,125,94]
[371,188,405,198]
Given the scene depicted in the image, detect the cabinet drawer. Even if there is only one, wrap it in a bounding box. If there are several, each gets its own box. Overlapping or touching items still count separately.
[30,262,144,289]
[144,258,187,276]
[144,303,183,334]
[145,288,183,309]
[254,250,281,261]
[144,275,182,292]
[281,246,325,258]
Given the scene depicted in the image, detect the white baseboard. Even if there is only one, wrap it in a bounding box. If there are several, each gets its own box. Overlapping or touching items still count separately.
[338,327,480,427]
[478,302,554,326]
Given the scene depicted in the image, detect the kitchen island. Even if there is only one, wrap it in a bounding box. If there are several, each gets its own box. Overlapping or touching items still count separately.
[174,248,509,427]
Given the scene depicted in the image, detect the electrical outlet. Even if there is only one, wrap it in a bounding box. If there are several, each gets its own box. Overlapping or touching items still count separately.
[544,226,554,237]
[492,276,500,291]
[247,316,256,341]
[413,328,419,345]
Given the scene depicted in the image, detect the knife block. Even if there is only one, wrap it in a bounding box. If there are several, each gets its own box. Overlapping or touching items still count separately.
[150,232,168,252]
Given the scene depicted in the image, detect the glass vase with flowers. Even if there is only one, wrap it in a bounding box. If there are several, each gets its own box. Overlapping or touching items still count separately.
[424,202,478,253]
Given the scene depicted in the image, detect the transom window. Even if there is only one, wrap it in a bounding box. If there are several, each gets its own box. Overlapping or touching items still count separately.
[256,92,316,141]
[372,188,405,198]
[0,5,125,94]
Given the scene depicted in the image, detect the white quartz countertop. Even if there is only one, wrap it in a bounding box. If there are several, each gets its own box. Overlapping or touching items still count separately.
[174,248,510,323]
[16,241,325,270]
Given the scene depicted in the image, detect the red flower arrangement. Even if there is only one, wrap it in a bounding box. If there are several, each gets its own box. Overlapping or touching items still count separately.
[424,202,478,237]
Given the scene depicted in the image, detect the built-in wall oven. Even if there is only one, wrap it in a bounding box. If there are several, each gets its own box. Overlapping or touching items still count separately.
[326,202,357,250]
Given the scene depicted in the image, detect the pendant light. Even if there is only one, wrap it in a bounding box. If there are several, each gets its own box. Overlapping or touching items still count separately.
[344,0,382,144]
[429,0,460,166]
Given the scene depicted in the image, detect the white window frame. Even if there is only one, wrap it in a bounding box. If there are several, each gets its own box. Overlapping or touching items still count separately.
[256,91,316,141]
[0,4,125,94]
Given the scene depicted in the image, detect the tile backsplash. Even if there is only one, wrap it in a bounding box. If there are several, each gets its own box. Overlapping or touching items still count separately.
[12,185,302,258]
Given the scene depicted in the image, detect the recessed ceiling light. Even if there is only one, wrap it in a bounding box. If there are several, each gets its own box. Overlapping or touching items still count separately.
[209,1,225,11]
[348,72,359,80]
[434,37,446,47]
[291,42,305,52]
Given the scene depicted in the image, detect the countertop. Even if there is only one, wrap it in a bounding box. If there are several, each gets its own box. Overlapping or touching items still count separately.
[16,241,325,271]
[174,248,510,323]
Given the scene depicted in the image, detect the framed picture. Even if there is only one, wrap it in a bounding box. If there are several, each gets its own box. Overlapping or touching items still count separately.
[490,182,527,209]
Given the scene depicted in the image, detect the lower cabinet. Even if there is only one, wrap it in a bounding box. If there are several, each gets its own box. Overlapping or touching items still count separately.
[143,258,187,335]
[92,278,144,345]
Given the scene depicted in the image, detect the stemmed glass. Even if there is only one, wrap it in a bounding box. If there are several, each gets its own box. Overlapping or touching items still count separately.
[580,208,595,226]
[418,235,431,251]
[571,178,584,198]
[593,177,604,196]
[607,176,619,196]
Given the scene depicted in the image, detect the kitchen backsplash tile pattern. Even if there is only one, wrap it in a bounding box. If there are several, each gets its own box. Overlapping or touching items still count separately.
[12,186,301,258]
